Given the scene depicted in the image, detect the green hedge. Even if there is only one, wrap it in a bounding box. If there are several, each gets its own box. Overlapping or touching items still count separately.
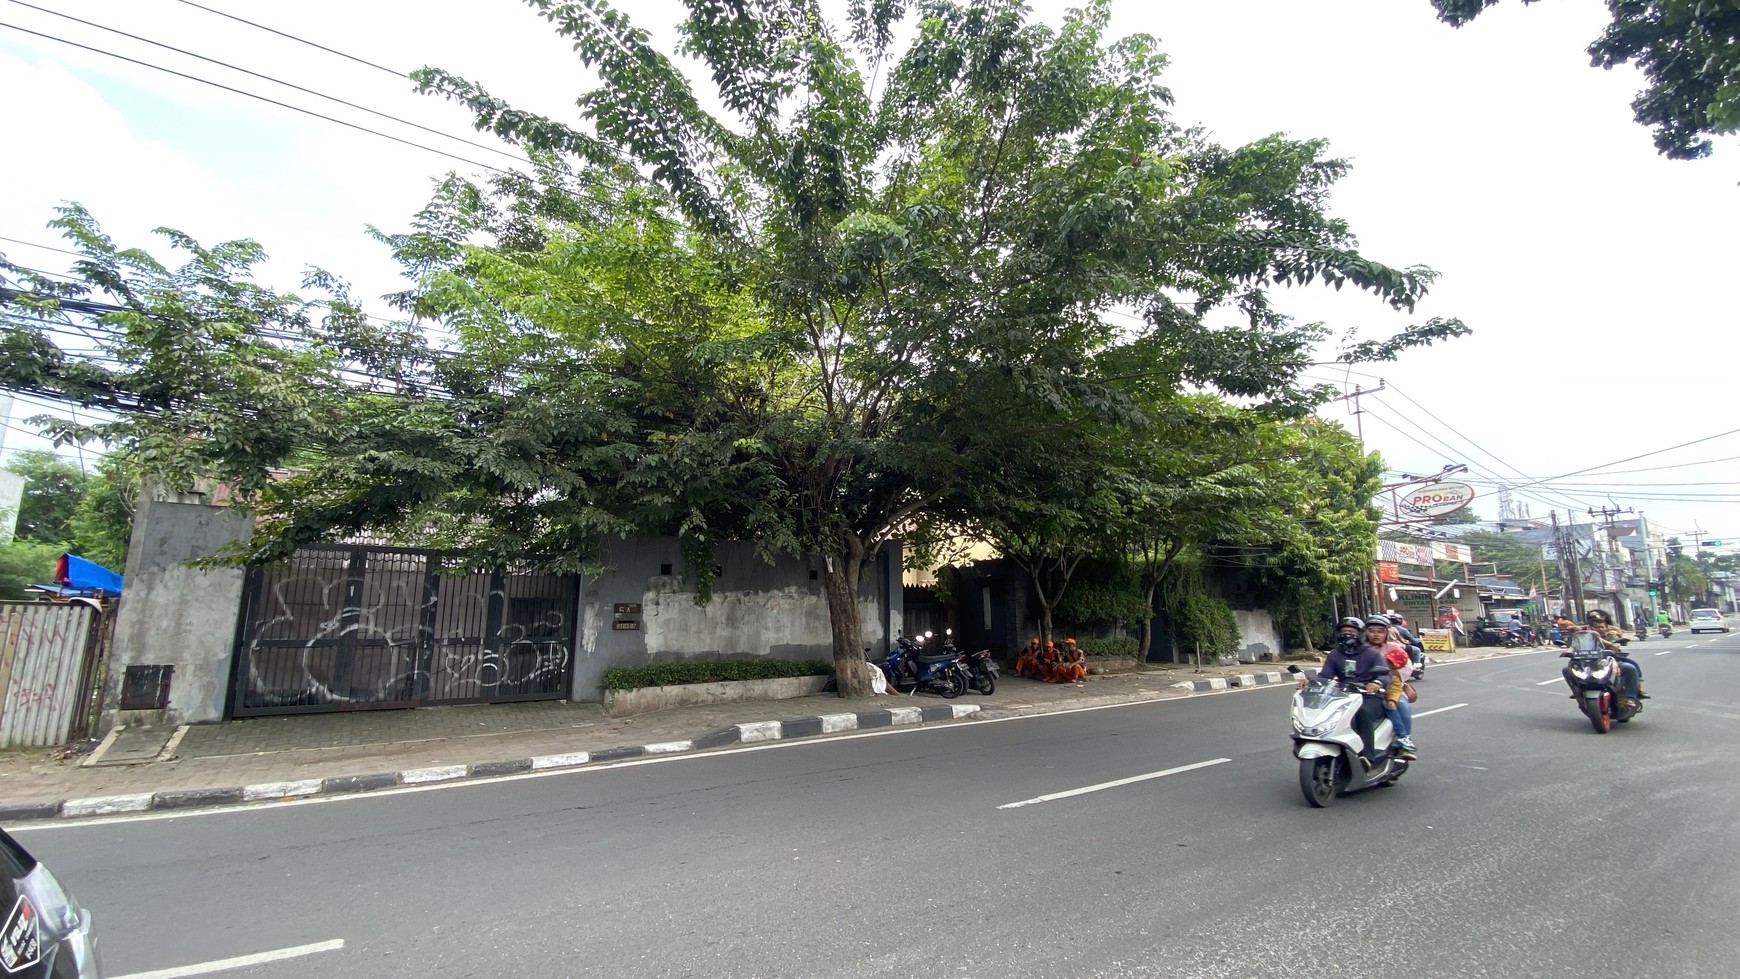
[600,658,833,691]
[1076,637,1139,657]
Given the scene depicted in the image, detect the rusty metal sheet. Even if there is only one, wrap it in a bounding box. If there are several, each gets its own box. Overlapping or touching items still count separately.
[0,603,96,747]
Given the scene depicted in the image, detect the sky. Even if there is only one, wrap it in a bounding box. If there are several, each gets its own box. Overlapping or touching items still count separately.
[2,0,1737,551]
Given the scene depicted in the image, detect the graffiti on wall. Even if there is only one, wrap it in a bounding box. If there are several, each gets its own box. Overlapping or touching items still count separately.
[234,547,576,715]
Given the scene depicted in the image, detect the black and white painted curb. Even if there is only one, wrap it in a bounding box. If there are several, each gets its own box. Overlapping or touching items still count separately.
[0,704,982,823]
[1170,670,1287,694]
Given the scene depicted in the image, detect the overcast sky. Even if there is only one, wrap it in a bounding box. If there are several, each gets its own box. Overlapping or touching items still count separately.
[2,0,1736,549]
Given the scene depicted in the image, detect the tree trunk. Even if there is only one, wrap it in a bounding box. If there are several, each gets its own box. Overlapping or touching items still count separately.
[1137,582,1158,662]
[824,551,871,697]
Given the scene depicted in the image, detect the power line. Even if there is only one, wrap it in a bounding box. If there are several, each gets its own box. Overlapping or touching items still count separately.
[169,0,406,79]
[1357,395,1588,517]
[1321,369,1740,513]
[4,0,526,164]
[1499,426,1740,493]
[0,235,83,259]
[0,19,517,177]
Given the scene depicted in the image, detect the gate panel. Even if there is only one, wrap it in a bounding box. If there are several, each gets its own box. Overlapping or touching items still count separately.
[232,546,576,716]
[492,571,576,702]
[425,571,492,705]
[0,602,101,747]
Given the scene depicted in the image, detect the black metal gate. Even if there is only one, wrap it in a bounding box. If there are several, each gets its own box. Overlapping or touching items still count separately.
[231,545,578,716]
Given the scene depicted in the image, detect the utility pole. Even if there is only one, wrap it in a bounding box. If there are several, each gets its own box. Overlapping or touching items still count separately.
[1588,506,1634,626]
[1327,381,1385,445]
[1552,510,1588,620]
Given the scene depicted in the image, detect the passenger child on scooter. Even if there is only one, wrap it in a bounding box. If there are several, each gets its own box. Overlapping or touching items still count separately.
[1381,627,1418,760]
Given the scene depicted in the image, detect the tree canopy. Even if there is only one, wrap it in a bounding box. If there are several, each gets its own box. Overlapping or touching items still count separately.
[1433,0,1740,159]
[1,0,1467,696]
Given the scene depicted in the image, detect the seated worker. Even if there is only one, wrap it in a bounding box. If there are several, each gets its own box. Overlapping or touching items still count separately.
[1014,637,1043,679]
[1037,640,1062,680]
[1049,638,1087,683]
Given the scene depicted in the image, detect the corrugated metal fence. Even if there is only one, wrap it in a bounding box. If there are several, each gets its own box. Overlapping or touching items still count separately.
[0,602,107,747]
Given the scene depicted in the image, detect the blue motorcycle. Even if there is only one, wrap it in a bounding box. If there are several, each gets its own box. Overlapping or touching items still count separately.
[879,632,968,699]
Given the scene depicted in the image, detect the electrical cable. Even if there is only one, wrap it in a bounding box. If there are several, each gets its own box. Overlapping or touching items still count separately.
[4,0,527,163]
[169,0,407,79]
[0,19,517,176]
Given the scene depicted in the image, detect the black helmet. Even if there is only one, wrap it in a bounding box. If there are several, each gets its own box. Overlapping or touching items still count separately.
[1337,617,1364,631]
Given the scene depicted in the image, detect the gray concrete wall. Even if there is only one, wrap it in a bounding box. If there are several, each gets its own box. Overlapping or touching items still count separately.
[571,537,896,702]
[100,496,253,728]
[1231,609,1284,664]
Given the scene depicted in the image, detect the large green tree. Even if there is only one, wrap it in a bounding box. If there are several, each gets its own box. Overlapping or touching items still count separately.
[3,1,1467,698]
[405,0,1464,693]
[1433,1,1740,158]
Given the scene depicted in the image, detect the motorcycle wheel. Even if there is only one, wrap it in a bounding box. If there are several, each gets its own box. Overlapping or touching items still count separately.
[1299,757,1340,808]
[974,674,996,696]
[1586,693,1612,734]
[938,671,965,699]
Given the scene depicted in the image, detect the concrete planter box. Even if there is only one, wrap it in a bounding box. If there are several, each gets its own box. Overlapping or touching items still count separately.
[603,675,831,718]
[1086,656,1142,675]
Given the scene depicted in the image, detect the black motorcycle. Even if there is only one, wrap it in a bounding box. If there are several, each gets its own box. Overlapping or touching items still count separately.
[1561,631,1641,734]
[959,646,998,695]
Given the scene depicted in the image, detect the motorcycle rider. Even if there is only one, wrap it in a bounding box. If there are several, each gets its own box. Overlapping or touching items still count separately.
[1505,614,1527,643]
[1299,616,1392,768]
[1572,609,1647,702]
[1387,613,1425,667]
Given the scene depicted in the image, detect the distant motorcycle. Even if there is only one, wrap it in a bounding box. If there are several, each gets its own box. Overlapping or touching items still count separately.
[1658,622,1673,638]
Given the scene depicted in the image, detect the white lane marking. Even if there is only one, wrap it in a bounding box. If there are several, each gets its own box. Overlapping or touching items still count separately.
[1655,649,1674,656]
[1536,678,1565,686]
[996,758,1231,810]
[110,939,344,979]
[1413,703,1469,719]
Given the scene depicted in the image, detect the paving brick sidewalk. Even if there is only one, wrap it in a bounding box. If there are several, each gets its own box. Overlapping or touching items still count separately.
[0,659,1306,818]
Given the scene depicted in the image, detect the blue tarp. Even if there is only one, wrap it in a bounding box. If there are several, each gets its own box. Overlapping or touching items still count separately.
[31,554,124,598]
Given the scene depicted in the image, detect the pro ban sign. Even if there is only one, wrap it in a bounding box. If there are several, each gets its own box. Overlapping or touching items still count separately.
[1400,481,1475,519]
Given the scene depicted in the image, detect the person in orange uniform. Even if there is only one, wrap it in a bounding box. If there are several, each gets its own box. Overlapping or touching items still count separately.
[1014,637,1043,679]
[1050,638,1088,683]
[1037,640,1062,681]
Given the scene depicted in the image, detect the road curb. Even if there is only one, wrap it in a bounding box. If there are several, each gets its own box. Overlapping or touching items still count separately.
[18,703,983,823]
[1171,670,1286,694]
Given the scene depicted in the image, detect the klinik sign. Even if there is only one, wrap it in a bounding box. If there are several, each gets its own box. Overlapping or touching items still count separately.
[1398,481,1476,520]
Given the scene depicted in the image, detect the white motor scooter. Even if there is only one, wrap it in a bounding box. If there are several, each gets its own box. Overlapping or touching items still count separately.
[1287,666,1409,807]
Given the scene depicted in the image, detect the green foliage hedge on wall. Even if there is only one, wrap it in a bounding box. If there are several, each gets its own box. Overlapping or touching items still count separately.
[1076,637,1139,657]
[600,658,833,691]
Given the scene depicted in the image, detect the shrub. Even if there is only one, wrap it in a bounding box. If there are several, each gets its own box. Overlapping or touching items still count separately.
[1076,637,1138,657]
[600,658,833,691]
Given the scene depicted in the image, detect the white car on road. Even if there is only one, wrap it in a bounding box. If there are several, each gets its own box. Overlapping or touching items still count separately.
[1689,608,1730,634]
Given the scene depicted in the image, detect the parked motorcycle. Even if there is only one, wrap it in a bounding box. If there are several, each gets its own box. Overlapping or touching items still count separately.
[1287,666,1409,807]
[1561,630,1642,734]
[948,631,999,695]
[879,632,968,699]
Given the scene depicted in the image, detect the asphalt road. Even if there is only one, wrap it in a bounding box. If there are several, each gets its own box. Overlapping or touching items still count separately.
[17,631,1740,979]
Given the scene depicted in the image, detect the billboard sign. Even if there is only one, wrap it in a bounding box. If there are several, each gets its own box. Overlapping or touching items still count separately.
[1398,481,1476,519]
